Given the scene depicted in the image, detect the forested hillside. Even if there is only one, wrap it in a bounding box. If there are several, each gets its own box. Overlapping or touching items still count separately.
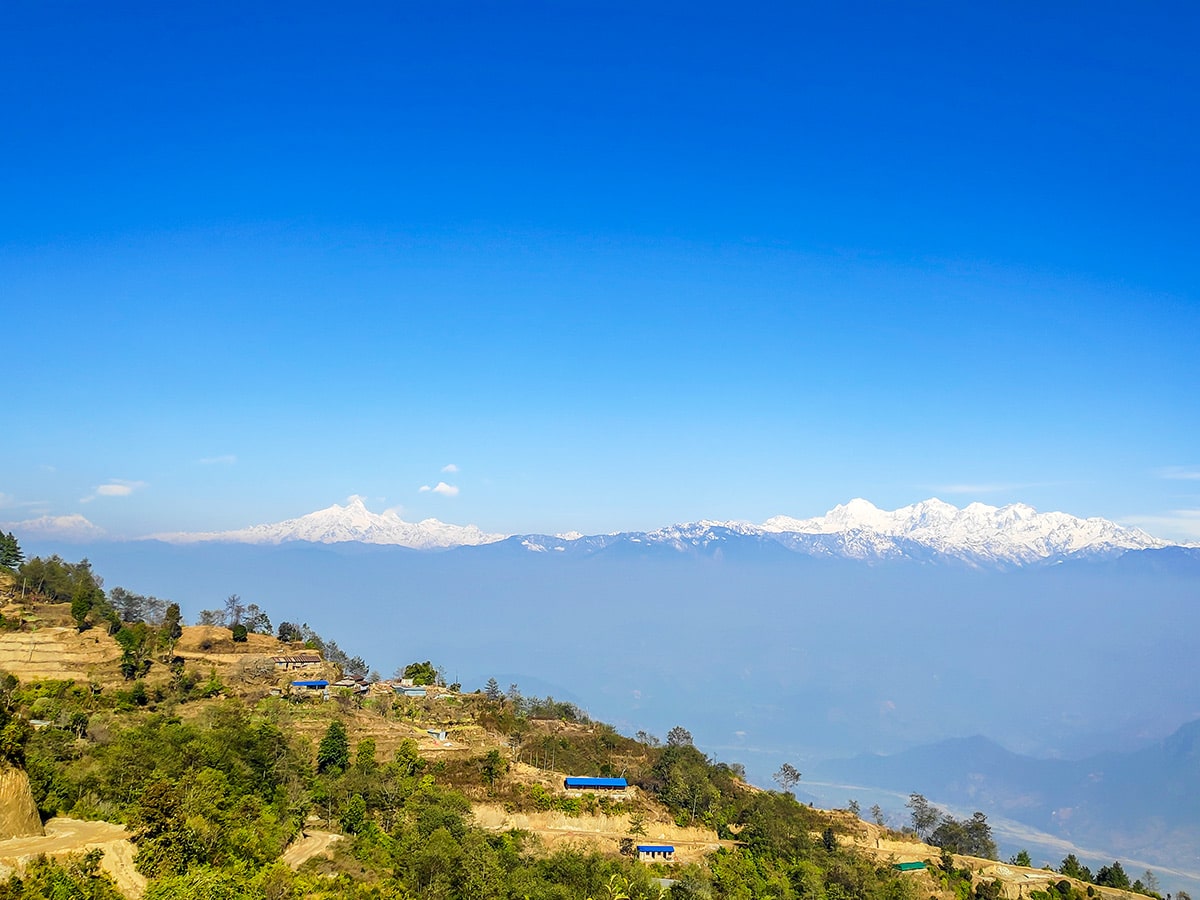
[0,547,1175,900]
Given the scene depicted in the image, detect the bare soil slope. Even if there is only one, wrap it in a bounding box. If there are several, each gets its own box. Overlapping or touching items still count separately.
[0,817,145,898]
[0,626,123,683]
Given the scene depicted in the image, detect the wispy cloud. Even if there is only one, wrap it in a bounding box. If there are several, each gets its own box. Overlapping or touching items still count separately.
[1157,466,1200,481]
[81,479,147,503]
[199,454,237,465]
[441,463,459,473]
[1121,510,1200,543]
[927,481,1049,495]
[419,482,459,497]
[0,513,105,541]
[0,493,48,510]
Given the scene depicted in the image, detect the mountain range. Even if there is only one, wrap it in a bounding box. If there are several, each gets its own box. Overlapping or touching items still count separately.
[146,495,1175,567]
[809,718,1200,884]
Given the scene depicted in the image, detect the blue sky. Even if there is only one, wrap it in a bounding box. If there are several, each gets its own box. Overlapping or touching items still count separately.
[2,2,1198,540]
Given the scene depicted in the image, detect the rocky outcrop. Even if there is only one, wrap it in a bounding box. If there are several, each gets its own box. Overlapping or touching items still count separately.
[0,764,43,839]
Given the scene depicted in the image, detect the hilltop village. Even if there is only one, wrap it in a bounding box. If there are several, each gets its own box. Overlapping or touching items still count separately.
[0,548,1178,900]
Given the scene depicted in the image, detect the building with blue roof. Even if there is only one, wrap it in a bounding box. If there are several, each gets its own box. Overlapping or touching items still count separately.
[563,776,627,791]
[637,845,675,862]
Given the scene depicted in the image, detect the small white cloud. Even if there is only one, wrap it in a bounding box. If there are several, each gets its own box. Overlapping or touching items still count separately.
[1157,466,1200,481]
[0,513,105,541]
[441,463,459,473]
[419,482,459,497]
[81,479,147,502]
[199,454,237,465]
[97,484,135,497]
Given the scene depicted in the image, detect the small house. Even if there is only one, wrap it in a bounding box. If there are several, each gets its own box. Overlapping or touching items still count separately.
[563,776,627,792]
[637,845,675,862]
[394,684,427,698]
[893,862,927,872]
[273,653,322,670]
[290,679,330,700]
[332,677,369,696]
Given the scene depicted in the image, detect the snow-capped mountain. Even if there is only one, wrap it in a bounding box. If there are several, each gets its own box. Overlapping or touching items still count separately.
[151,495,504,550]
[150,496,1173,564]
[506,498,1170,565]
[756,497,1168,564]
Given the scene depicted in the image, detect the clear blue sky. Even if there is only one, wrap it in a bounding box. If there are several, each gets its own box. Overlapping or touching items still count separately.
[2,2,1198,540]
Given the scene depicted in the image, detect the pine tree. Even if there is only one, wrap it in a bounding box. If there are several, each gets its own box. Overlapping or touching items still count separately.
[0,532,23,569]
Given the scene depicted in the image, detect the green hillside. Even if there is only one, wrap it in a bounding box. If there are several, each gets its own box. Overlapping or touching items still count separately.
[0,551,1166,900]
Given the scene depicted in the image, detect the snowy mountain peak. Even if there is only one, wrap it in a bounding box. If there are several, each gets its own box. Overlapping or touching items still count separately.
[758,497,1166,564]
[151,496,504,550]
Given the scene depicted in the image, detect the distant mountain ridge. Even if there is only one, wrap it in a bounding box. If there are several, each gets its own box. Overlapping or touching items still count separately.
[151,495,503,550]
[147,496,1174,566]
[810,718,1200,876]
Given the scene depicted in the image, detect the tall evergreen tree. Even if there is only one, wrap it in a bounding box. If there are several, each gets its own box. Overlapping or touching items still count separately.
[0,532,23,569]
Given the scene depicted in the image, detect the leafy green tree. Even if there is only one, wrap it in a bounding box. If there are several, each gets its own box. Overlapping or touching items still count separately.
[0,852,122,899]
[822,826,837,851]
[115,623,154,679]
[18,555,103,604]
[231,623,248,642]
[401,660,438,685]
[1011,849,1033,867]
[316,721,350,775]
[277,621,302,643]
[131,778,193,877]
[354,737,378,775]
[340,793,367,834]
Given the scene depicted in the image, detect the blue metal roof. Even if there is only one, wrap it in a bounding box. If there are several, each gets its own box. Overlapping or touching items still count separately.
[291,680,329,687]
[637,845,675,852]
[563,776,627,788]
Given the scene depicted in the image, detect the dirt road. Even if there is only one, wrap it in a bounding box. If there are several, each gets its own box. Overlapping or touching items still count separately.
[282,830,343,869]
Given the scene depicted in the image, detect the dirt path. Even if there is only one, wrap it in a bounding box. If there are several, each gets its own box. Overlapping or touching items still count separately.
[281,830,343,869]
[0,817,146,898]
